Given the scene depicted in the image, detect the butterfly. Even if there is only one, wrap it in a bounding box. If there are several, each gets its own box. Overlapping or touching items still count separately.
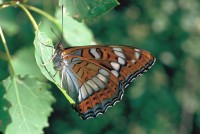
[50,42,156,119]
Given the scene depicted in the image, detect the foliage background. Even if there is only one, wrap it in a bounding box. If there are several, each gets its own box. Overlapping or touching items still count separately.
[1,0,200,134]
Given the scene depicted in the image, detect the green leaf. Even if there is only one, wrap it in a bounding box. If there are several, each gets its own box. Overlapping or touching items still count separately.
[39,18,60,41]
[0,82,11,133]
[2,76,55,134]
[59,0,119,21]
[55,8,94,46]
[34,30,75,104]
[12,47,45,80]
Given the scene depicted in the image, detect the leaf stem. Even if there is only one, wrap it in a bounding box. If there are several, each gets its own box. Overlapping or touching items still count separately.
[0,2,38,31]
[0,2,61,31]
[24,4,61,30]
[57,85,75,104]
[0,27,15,77]
[0,1,14,8]
[17,4,38,31]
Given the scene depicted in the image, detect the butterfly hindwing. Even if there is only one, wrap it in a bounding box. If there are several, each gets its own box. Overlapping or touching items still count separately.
[59,45,155,119]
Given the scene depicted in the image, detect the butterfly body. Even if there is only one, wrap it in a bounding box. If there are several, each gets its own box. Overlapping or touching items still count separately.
[52,43,156,119]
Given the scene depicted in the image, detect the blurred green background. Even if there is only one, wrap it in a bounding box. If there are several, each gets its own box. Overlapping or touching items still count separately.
[1,0,200,134]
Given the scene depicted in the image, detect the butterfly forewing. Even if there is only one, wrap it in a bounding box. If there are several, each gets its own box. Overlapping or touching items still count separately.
[56,45,155,119]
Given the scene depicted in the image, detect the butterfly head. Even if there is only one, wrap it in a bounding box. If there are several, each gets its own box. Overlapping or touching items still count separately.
[56,41,64,51]
[52,42,65,71]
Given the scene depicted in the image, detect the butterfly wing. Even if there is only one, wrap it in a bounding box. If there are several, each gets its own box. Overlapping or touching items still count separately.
[60,45,156,119]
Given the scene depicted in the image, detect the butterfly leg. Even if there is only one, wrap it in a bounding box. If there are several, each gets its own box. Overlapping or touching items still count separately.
[37,35,55,66]
[40,52,57,66]
[37,34,55,54]
[53,71,58,77]
[40,57,58,80]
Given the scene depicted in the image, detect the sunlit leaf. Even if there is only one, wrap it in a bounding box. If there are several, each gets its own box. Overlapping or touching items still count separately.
[34,30,59,82]
[55,8,94,47]
[3,76,55,134]
[39,18,60,41]
[59,0,119,21]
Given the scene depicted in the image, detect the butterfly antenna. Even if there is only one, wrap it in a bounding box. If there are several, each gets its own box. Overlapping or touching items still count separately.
[61,5,64,41]
[50,28,62,43]
[50,6,64,44]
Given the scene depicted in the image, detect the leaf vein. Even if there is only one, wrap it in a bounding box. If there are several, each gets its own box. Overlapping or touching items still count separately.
[13,77,32,134]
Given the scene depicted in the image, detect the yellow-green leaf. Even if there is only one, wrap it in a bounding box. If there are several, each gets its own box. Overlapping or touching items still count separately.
[55,8,94,46]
